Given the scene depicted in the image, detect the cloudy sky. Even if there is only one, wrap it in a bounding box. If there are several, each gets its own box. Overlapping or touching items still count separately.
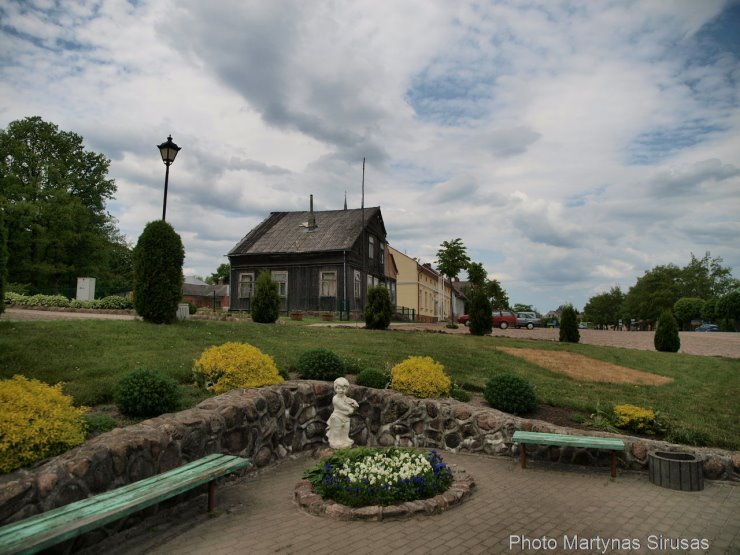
[2,0,739,313]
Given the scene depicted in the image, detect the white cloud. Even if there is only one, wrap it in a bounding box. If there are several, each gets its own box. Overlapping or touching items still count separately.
[1,0,738,312]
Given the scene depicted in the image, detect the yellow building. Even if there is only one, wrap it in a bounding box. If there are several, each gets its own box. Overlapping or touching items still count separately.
[388,246,462,323]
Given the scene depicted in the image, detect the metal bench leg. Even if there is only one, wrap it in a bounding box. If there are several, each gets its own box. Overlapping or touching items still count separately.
[208,481,216,512]
[519,445,527,469]
[610,452,617,478]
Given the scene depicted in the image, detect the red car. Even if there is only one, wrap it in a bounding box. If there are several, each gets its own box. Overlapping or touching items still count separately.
[457,309,518,329]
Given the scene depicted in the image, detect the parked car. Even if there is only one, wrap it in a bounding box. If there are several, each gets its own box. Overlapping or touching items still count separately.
[516,312,541,329]
[695,323,719,332]
[457,309,517,329]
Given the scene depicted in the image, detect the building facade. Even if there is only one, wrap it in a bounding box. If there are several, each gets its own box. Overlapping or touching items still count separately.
[228,205,391,316]
[388,246,464,323]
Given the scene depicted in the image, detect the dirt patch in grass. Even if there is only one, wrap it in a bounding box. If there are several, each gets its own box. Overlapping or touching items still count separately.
[497,347,673,385]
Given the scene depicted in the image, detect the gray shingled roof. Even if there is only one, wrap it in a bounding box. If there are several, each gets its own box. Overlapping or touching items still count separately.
[228,207,382,256]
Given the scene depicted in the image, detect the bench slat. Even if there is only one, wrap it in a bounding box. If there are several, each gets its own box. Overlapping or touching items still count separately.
[0,453,251,555]
[513,431,624,451]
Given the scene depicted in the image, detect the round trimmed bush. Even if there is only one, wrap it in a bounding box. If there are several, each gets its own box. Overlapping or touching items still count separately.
[390,356,451,398]
[484,373,537,415]
[0,375,88,473]
[295,348,345,381]
[114,368,181,417]
[193,342,283,393]
[356,368,389,389]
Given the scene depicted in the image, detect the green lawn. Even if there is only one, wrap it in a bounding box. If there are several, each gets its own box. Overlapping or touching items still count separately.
[1,319,738,450]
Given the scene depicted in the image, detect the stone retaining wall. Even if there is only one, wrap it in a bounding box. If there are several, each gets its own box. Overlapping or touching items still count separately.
[2,381,738,530]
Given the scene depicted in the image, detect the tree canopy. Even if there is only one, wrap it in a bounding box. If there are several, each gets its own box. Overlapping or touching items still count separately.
[0,116,128,294]
[436,238,470,279]
[583,286,624,328]
[206,263,230,285]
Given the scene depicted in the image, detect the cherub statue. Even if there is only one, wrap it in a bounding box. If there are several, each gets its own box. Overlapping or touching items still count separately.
[326,377,359,449]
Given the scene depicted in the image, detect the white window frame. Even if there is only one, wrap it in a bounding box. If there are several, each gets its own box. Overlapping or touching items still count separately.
[320,271,337,297]
[271,271,288,298]
[238,272,255,298]
[354,270,361,298]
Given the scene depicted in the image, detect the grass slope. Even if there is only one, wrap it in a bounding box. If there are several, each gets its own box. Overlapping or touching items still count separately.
[0,319,737,449]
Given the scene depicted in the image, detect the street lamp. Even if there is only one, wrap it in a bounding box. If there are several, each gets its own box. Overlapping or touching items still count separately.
[157,134,181,221]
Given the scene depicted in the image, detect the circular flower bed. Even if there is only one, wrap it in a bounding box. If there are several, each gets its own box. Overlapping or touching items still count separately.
[297,448,475,520]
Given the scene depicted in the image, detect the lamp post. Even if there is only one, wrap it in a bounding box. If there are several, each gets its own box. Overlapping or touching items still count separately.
[157,134,181,221]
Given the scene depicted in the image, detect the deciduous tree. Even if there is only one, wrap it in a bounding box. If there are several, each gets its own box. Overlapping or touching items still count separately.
[583,286,624,329]
[0,116,122,293]
[436,238,470,280]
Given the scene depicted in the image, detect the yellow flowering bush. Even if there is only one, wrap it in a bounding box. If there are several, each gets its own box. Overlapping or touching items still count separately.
[614,404,657,433]
[0,375,88,474]
[390,356,451,398]
[193,342,283,393]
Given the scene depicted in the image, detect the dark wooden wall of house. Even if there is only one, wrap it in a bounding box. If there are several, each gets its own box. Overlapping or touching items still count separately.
[228,210,390,313]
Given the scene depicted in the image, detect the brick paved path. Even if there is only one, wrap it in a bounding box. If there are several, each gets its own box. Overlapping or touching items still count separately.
[104,451,738,555]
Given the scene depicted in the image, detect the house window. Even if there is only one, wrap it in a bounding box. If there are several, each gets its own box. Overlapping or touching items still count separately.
[320,271,337,297]
[354,270,361,299]
[380,241,385,269]
[271,271,288,298]
[368,235,375,259]
[238,273,254,298]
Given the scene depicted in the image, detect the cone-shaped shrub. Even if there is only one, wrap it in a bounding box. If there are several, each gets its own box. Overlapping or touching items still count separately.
[365,285,392,330]
[133,220,184,324]
[468,287,492,336]
[251,271,280,323]
[559,304,580,343]
[654,309,680,352]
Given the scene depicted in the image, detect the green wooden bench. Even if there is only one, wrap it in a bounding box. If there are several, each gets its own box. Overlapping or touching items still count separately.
[0,453,251,555]
[512,431,624,477]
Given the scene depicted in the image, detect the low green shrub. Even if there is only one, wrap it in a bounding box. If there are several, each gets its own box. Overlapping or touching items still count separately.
[0,375,88,473]
[28,294,71,308]
[114,368,181,417]
[483,373,537,415]
[83,414,118,436]
[188,302,198,315]
[4,292,27,305]
[355,368,389,389]
[295,348,346,381]
[450,386,471,402]
[192,342,284,392]
[390,356,451,398]
[97,295,133,310]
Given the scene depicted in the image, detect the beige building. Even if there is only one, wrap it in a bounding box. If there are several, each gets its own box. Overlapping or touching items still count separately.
[388,246,463,323]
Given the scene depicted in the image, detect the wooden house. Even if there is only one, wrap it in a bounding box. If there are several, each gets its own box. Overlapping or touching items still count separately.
[227,201,392,316]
